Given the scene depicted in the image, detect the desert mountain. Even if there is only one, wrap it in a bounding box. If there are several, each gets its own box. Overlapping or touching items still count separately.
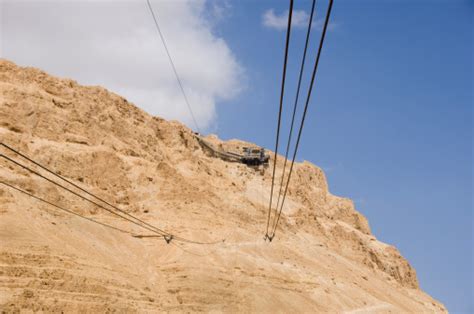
[0,60,446,312]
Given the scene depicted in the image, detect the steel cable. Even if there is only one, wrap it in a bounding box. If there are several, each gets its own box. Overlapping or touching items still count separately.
[0,180,132,235]
[0,149,222,245]
[0,153,167,236]
[0,143,170,236]
[274,0,317,218]
[265,0,294,240]
[270,0,334,238]
[146,0,201,134]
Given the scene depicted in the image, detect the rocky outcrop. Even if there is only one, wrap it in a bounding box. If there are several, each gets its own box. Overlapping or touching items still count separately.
[0,59,445,312]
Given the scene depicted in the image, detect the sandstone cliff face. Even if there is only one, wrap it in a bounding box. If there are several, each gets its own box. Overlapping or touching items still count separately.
[0,60,445,312]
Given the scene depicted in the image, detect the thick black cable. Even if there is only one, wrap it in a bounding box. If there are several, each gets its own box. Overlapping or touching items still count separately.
[271,0,334,238]
[275,0,316,216]
[146,0,201,134]
[0,180,132,235]
[0,153,167,236]
[1,179,219,245]
[0,143,170,236]
[265,0,294,239]
[1,143,223,245]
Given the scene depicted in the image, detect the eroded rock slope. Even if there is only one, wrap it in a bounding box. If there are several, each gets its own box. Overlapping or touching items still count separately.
[0,60,445,312]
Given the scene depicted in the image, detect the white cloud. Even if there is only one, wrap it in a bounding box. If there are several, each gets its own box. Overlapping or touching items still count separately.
[262,8,338,31]
[262,9,310,30]
[207,0,232,24]
[0,0,244,131]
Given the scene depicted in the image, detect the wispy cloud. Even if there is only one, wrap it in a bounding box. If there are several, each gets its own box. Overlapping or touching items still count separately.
[262,9,309,30]
[207,0,232,23]
[262,8,338,31]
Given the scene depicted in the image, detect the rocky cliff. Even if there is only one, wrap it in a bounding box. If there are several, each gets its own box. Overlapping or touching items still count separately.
[0,60,446,312]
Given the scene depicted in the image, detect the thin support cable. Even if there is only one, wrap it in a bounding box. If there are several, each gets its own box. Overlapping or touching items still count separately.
[0,153,167,236]
[0,180,132,235]
[146,0,201,133]
[271,0,334,238]
[275,0,316,216]
[265,0,294,240]
[1,143,224,245]
[1,142,171,236]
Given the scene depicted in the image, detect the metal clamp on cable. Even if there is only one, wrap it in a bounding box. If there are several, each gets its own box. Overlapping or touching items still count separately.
[264,233,274,242]
[164,234,174,244]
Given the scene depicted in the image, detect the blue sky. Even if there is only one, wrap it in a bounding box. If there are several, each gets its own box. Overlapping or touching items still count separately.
[212,0,472,312]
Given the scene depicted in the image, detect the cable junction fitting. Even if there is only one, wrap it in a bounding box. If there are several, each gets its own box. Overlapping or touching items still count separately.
[164,234,174,244]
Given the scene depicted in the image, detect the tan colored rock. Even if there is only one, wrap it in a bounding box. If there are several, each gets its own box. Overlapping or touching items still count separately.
[0,59,446,312]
